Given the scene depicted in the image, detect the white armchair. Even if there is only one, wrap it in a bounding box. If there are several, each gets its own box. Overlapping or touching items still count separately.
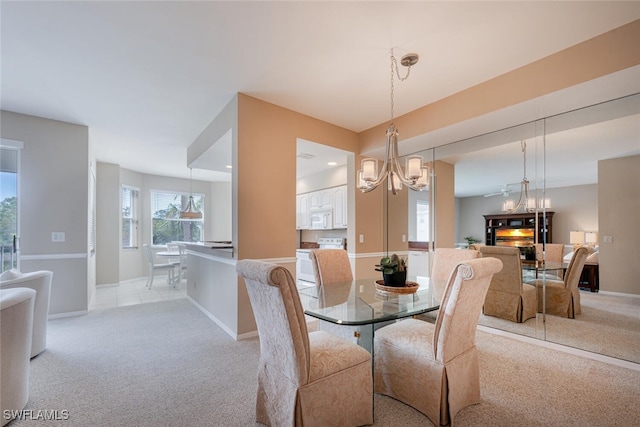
[0,269,52,357]
[1,287,36,426]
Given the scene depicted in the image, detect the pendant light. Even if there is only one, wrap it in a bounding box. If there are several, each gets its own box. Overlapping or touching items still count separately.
[357,49,429,195]
[180,168,202,219]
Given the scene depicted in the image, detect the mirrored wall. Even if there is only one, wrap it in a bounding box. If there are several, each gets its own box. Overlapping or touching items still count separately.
[391,93,640,363]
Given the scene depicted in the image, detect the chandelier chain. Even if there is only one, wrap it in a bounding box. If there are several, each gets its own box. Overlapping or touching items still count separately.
[521,140,527,180]
[389,49,413,123]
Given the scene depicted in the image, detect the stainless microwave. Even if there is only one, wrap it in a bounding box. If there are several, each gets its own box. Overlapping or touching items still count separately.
[310,209,333,229]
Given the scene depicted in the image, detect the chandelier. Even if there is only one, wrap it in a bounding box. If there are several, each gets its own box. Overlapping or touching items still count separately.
[180,168,203,219]
[357,49,429,195]
[502,140,550,213]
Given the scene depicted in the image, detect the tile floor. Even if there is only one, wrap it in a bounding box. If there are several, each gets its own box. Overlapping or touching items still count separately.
[89,275,187,310]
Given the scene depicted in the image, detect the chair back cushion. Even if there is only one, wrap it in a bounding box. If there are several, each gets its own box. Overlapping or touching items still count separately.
[564,247,589,290]
[430,249,480,302]
[236,260,309,385]
[309,249,352,287]
[434,257,503,362]
[479,246,523,293]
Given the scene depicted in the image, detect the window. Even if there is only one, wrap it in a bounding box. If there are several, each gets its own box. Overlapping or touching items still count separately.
[416,200,430,242]
[151,191,203,245]
[122,186,139,249]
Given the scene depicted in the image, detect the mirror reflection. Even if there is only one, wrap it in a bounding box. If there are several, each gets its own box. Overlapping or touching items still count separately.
[392,93,640,364]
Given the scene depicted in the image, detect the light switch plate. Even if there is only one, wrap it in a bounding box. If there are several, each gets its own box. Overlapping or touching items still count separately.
[51,232,66,242]
[603,235,613,243]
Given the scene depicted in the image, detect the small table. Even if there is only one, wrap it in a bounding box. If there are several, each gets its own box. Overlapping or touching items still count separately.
[298,277,439,353]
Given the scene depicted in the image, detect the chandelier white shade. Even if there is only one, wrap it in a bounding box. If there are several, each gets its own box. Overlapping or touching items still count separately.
[357,50,429,195]
[502,140,551,213]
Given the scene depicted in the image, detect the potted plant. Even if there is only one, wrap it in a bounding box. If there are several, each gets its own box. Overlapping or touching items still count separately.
[375,254,408,287]
[464,236,481,247]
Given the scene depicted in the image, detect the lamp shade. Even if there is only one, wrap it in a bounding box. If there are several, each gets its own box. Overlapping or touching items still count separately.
[569,231,585,245]
[585,232,598,244]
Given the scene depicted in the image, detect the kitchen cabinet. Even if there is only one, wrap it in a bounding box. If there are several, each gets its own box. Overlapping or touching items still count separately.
[332,185,347,229]
[296,193,310,229]
[309,189,332,210]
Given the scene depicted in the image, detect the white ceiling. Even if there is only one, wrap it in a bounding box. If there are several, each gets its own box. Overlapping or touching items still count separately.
[2,1,639,186]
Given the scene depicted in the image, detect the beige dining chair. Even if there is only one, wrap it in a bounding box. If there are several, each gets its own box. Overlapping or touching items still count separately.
[527,246,588,318]
[309,249,360,344]
[236,259,373,427]
[479,246,537,323]
[374,257,503,426]
[534,243,565,280]
[430,248,480,303]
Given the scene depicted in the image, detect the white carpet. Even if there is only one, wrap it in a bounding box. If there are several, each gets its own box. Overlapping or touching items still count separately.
[10,298,640,426]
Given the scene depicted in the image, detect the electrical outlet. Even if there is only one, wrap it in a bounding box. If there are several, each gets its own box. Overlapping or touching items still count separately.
[359,234,364,243]
[402,234,407,242]
[51,232,66,242]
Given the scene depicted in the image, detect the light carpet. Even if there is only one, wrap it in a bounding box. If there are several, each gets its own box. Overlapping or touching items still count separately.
[477,291,640,364]
[10,298,640,426]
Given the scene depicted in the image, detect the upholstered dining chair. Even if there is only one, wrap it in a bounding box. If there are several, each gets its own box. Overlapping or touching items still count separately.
[430,248,480,303]
[534,243,565,280]
[0,269,53,357]
[374,257,503,426]
[236,259,373,427]
[143,244,177,289]
[479,246,537,323]
[527,246,588,318]
[308,249,361,343]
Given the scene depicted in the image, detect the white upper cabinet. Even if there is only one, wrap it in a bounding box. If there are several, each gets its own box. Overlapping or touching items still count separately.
[309,189,332,210]
[296,193,310,229]
[332,185,347,229]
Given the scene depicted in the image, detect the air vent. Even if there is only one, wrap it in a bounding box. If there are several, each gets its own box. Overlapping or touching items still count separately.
[297,152,315,160]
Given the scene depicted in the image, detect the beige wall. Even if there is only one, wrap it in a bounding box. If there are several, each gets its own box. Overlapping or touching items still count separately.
[433,160,455,249]
[598,155,640,294]
[236,94,360,260]
[358,19,640,154]
[1,110,90,315]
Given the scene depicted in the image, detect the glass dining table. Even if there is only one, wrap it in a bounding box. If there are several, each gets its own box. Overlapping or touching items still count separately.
[521,260,566,279]
[298,277,439,352]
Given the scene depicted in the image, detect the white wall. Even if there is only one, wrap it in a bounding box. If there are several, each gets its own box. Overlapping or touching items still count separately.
[296,165,347,194]
[209,182,232,241]
[96,162,120,284]
[1,110,90,315]
[96,164,216,283]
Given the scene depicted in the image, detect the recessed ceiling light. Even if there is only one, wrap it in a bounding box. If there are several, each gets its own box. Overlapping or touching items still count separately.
[327,161,337,166]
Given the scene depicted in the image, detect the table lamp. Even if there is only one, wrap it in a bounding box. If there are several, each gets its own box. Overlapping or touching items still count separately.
[570,231,585,251]
[585,232,598,247]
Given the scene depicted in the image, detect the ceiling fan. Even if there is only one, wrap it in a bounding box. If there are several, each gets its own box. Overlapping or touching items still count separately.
[483,184,513,198]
